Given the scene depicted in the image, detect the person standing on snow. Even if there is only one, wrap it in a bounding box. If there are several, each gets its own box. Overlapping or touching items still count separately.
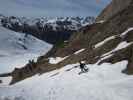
[79,61,89,72]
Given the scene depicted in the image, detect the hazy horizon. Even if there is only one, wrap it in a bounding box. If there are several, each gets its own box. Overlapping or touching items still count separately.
[0,0,111,17]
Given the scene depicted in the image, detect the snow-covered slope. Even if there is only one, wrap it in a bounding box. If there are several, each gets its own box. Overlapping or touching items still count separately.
[1,61,133,100]
[0,26,52,74]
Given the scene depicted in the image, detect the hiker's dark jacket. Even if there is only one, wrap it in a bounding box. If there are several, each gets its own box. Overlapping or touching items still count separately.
[80,63,86,69]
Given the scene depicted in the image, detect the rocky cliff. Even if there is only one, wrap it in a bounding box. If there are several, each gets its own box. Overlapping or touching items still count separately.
[96,0,132,21]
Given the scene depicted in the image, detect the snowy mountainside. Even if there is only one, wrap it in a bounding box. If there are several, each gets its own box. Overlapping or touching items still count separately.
[0,26,52,55]
[1,61,133,100]
[0,26,52,74]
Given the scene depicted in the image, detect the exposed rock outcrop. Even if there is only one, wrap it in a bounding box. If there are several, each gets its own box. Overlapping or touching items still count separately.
[96,0,132,21]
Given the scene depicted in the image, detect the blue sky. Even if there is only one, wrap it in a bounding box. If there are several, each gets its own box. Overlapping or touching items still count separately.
[0,0,111,17]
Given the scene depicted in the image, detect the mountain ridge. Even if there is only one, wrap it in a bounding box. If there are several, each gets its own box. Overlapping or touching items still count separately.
[0,15,95,44]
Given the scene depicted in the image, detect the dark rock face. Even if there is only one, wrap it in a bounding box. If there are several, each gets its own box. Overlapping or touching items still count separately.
[96,0,132,21]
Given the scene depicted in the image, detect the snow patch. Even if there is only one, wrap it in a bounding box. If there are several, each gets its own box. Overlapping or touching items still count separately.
[95,36,115,48]
[102,41,132,58]
[100,54,113,62]
[74,49,85,55]
[0,77,12,86]
[48,56,69,64]
[114,41,132,51]
[120,27,133,37]
[96,20,105,24]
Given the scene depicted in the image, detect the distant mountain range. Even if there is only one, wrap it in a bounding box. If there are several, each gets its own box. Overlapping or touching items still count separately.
[0,15,95,44]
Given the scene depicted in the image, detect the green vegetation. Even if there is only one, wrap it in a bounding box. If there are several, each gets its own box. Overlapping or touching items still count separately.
[55,40,65,48]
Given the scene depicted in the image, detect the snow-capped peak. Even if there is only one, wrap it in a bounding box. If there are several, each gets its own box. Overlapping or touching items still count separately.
[0,15,95,31]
